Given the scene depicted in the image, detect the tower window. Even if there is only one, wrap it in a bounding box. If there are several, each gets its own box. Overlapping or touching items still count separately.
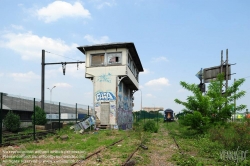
[107,52,122,64]
[91,54,105,66]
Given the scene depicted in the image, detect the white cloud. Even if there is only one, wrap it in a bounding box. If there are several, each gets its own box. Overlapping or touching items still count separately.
[146,93,156,98]
[54,82,72,88]
[9,71,39,82]
[139,85,144,89]
[84,92,92,96]
[1,31,77,60]
[37,1,91,23]
[140,68,152,75]
[90,0,116,9]
[11,25,24,30]
[152,56,168,62]
[97,1,116,9]
[145,77,170,86]
[84,35,109,44]
[177,88,187,93]
[0,73,4,77]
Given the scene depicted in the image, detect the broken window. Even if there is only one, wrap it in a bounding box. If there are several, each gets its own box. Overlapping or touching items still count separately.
[107,52,122,64]
[91,54,105,66]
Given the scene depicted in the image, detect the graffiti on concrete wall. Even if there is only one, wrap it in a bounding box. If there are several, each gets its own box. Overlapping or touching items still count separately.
[123,96,129,111]
[117,108,133,130]
[117,82,133,129]
[95,102,101,120]
[97,73,112,83]
[96,91,116,101]
[110,104,116,125]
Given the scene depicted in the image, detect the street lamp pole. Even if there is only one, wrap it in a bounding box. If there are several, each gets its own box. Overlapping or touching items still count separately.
[47,86,56,125]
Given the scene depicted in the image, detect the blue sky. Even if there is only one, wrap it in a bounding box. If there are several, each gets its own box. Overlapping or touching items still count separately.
[0,0,249,113]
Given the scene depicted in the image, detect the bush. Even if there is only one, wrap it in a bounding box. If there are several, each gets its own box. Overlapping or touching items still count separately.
[143,120,158,133]
[3,111,20,132]
[180,111,210,134]
[32,106,47,125]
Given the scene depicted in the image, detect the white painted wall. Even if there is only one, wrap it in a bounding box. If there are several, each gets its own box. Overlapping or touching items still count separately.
[84,47,139,129]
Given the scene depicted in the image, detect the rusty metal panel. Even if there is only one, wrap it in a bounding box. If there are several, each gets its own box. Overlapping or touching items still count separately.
[203,65,231,83]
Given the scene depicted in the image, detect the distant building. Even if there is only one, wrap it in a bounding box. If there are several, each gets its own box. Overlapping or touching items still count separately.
[78,42,144,129]
[142,107,164,112]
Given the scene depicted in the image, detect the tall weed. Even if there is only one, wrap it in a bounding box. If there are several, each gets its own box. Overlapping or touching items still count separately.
[209,122,250,151]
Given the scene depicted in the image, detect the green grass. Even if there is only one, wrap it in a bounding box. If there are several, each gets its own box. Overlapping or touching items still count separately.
[4,119,249,166]
[165,121,250,166]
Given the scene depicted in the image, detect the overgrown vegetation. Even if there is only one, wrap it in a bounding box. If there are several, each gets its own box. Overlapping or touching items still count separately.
[31,106,47,125]
[166,121,250,165]
[209,121,250,151]
[3,111,21,132]
[175,73,246,133]
[171,73,249,165]
[143,120,159,133]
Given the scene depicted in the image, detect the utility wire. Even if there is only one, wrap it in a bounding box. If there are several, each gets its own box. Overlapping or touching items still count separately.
[45,50,81,62]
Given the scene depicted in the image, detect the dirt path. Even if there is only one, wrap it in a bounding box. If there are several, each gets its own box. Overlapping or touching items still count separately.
[0,124,178,166]
[132,123,177,166]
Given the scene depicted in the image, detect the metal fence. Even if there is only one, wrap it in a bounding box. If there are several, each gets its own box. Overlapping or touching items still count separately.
[0,92,93,145]
[133,110,164,125]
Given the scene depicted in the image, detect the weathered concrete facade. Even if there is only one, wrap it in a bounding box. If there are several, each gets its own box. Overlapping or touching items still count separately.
[78,43,143,129]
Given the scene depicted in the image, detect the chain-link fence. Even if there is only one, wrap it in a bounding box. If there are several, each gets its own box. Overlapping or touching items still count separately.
[0,92,92,145]
[133,110,164,125]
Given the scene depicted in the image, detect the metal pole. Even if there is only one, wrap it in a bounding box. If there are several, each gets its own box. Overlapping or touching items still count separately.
[48,86,56,128]
[226,49,229,91]
[41,50,45,110]
[50,89,51,127]
[221,50,223,96]
[221,50,223,74]
[0,93,3,144]
[76,103,77,124]
[88,105,89,117]
[33,98,36,140]
[59,102,61,131]
[234,78,236,122]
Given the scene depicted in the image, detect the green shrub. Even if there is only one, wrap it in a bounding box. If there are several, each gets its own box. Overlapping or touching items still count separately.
[180,111,210,134]
[143,120,158,133]
[31,106,47,125]
[3,111,20,132]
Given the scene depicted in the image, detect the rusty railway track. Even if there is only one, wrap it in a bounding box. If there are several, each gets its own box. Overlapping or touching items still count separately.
[121,145,140,166]
[0,130,56,147]
[171,135,184,155]
[71,138,124,166]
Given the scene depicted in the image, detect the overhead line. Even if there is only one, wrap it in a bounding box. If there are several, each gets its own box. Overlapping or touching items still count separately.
[45,51,81,62]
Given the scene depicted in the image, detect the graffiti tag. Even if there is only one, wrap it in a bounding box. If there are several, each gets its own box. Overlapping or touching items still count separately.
[97,73,112,83]
[96,92,116,101]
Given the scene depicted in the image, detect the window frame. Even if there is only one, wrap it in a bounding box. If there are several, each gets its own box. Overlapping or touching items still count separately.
[90,53,105,67]
[106,52,122,65]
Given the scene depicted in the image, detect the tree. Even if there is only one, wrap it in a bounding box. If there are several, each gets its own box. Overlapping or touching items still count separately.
[175,73,246,130]
[3,111,21,132]
[32,106,47,125]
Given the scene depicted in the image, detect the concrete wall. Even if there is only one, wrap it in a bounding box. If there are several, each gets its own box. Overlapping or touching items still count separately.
[85,48,138,129]
[117,81,133,129]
